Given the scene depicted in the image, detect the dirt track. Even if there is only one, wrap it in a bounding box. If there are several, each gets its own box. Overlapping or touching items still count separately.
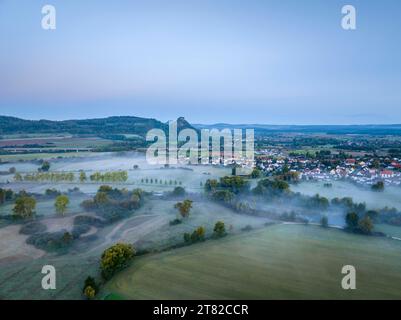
[0,225,45,265]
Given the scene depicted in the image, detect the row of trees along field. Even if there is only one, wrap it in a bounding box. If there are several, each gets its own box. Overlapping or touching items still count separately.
[13,171,128,183]
[169,197,227,242]
[15,172,75,182]
[140,178,182,185]
[183,221,227,244]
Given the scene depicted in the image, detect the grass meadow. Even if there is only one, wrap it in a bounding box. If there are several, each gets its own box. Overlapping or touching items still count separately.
[104,224,401,300]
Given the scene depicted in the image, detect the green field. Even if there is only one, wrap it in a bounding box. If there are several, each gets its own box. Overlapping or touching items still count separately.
[0,152,94,161]
[375,224,401,239]
[104,224,401,299]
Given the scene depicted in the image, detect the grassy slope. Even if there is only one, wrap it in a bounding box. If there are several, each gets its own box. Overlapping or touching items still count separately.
[104,224,401,300]
[0,255,100,300]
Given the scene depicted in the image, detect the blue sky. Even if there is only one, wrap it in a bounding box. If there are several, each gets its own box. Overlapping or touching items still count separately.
[0,0,400,124]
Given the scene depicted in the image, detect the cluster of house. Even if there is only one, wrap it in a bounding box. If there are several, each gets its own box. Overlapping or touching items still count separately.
[256,150,401,186]
[302,164,401,186]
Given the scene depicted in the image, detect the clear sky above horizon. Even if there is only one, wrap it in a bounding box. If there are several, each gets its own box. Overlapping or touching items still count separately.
[0,0,400,124]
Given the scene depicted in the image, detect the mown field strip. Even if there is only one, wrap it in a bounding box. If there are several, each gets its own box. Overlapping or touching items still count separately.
[104,224,401,300]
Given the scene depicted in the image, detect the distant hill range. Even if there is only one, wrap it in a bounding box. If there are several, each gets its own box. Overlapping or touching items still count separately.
[1,115,401,136]
[0,115,194,136]
[194,123,401,135]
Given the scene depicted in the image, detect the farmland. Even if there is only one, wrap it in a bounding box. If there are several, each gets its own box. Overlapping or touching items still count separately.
[0,135,114,151]
[104,224,401,300]
[1,149,401,300]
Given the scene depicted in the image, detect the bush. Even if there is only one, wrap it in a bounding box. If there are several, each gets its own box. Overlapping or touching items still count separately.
[68,187,81,194]
[83,276,99,296]
[320,216,329,228]
[74,215,104,227]
[183,233,191,243]
[80,199,97,211]
[80,188,145,224]
[40,161,51,172]
[171,186,186,197]
[250,168,261,179]
[241,225,253,232]
[183,227,206,244]
[219,176,250,194]
[84,286,96,300]
[45,188,61,197]
[190,226,206,242]
[20,222,47,235]
[372,181,385,192]
[71,224,92,239]
[212,190,234,203]
[213,221,226,237]
[26,231,73,251]
[169,219,182,226]
[253,178,289,196]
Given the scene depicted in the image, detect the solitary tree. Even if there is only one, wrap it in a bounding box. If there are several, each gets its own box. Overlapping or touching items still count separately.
[94,191,109,205]
[175,199,193,218]
[79,171,87,182]
[13,196,36,219]
[372,181,385,192]
[213,221,226,237]
[191,226,206,242]
[55,195,70,215]
[320,216,329,228]
[345,212,359,231]
[41,161,51,172]
[358,216,374,234]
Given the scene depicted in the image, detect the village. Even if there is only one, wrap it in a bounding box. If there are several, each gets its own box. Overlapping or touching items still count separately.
[256,149,401,187]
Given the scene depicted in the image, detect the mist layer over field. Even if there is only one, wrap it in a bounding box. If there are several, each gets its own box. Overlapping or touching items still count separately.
[0,152,231,193]
[1,151,401,299]
[292,181,401,211]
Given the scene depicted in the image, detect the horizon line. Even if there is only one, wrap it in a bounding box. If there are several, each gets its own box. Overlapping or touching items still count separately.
[1,114,401,127]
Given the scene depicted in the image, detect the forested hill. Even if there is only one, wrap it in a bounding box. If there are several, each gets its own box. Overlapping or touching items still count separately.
[2,115,401,136]
[194,123,401,135]
[0,116,194,136]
